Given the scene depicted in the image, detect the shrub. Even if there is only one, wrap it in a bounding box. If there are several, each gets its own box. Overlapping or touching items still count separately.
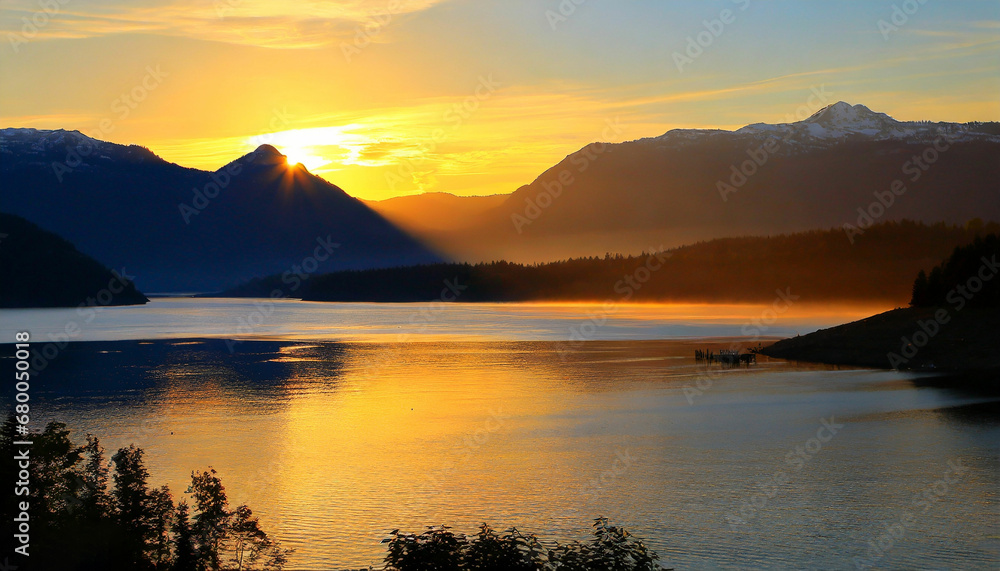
[382,517,667,571]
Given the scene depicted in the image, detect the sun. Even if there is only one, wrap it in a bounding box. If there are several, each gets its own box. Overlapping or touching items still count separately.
[279,145,329,172]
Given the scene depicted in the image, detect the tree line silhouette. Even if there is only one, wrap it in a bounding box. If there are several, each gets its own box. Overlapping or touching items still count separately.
[0,418,290,570]
[218,220,999,303]
[911,233,999,307]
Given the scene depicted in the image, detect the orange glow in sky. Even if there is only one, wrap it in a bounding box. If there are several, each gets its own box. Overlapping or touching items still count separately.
[1,0,997,200]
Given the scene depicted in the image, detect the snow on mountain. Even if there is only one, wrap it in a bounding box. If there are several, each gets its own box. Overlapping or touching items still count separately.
[642,102,998,149]
[0,128,164,172]
[805,101,897,130]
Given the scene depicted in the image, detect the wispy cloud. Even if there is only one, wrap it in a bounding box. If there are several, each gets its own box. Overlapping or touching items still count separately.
[0,112,104,126]
[0,0,449,48]
[3,0,996,200]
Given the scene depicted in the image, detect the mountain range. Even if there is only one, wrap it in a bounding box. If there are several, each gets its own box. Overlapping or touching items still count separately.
[1,102,997,293]
[368,102,1000,262]
[0,130,442,291]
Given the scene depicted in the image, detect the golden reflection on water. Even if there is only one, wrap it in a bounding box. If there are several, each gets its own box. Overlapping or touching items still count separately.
[85,341,707,566]
[25,338,999,570]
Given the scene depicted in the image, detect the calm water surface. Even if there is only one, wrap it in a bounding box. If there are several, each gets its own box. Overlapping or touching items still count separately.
[1,300,997,570]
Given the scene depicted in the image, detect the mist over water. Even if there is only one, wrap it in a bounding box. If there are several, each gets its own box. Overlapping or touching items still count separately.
[0,297,891,344]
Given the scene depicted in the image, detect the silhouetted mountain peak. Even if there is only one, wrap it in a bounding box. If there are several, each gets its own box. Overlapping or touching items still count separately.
[2,132,445,291]
[246,144,288,166]
[217,144,290,172]
[254,144,284,157]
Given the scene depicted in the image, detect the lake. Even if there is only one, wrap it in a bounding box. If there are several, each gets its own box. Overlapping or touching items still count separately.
[2,299,997,570]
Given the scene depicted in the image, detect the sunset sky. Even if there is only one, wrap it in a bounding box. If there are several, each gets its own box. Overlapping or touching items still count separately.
[2,0,998,200]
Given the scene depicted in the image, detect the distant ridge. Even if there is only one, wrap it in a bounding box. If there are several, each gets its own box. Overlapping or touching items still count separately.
[212,220,999,304]
[730,100,978,143]
[3,101,998,288]
[367,102,1000,263]
[0,212,148,308]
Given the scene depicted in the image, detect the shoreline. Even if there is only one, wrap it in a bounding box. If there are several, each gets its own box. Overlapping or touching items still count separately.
[762,306,1000,394]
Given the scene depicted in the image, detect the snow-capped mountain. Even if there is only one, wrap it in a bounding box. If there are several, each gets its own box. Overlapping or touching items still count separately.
[645,102,998,150]
[803,101,901,132]
[0,127,165,169]
[366,102,1000,263]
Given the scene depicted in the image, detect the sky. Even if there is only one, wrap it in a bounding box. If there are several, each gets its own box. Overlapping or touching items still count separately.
[1,0,998,200]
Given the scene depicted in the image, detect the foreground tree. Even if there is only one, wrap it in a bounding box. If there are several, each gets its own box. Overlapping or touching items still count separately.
[0,420,290,570]
[189,468,291,571]
[191,469,230,570]
[79,435,112,520]
[112,445,161,569]
[229,505,291,571]
[173,501,198,571]
[149,485,177,568]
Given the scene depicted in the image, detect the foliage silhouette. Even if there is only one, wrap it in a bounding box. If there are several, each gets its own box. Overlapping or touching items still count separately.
[0,419,291,570]
[910,233,999,307]
[221,220,1000,304]
[382,517,667,571]
[0,211,148,308]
